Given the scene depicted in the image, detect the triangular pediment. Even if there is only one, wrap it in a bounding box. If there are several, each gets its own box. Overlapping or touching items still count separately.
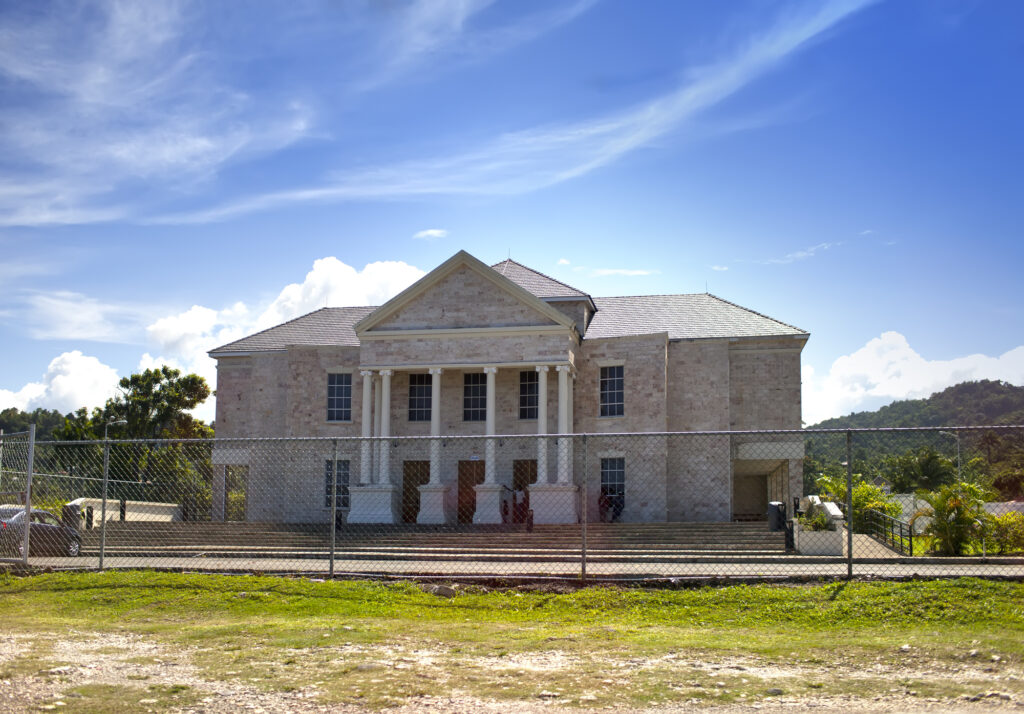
[355,251,576,335]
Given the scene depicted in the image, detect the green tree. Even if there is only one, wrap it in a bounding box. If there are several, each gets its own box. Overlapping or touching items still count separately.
[50,367,214,519]
[883,446,956,492]
[53,366,211,441]
[911,482,991,556]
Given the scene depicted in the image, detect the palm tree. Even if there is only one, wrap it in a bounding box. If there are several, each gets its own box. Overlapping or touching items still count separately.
[911,482,990,556]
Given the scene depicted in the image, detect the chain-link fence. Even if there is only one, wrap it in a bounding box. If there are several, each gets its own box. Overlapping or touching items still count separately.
[3,426,1022,579]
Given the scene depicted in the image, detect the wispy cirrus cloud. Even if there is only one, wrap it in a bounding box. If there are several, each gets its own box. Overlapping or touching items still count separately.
[154,0,878,225]
[0,0,313,227]
[756,241,841,265]
[357,0,595,91]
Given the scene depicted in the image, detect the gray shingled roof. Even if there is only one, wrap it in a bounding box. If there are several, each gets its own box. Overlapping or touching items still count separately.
[585,294,807,340]
[209,306,376,355]
[491,259,590,299]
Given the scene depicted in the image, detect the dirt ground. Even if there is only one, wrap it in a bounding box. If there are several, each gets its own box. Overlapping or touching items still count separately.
[1,631,1021,713]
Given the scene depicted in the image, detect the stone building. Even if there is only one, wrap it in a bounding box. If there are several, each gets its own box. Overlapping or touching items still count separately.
[209,250,808,525]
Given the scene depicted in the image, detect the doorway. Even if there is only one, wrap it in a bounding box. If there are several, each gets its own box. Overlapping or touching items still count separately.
[457,460,485,524]
[402,461,430,524]
[511,460,537,523]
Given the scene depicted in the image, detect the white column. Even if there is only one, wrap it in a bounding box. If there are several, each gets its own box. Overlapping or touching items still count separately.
[373,374,383,485]
[379,369,393,485]
[360,370,374,485]
[536,366,549,485]
[429,368,443,485]
[556,365,571,485]
[484,367,497,484]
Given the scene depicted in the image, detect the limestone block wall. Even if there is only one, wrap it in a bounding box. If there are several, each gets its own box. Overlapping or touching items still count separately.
[582,434,668,523]
[360,331,575,368]
[666,340,730,431]
[667,433,732,521]
[245,440,361,524]
[575,334,668,433]
[547,300,591,334]
[371,265,559,330]
[728,339,804,430]
[285,346,363,437]
[215,353,289,438]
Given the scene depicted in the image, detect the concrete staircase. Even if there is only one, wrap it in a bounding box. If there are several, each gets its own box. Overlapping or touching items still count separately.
[81,521,786,562]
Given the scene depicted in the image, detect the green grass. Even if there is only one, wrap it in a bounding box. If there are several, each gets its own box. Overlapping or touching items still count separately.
[1,571,1022,709]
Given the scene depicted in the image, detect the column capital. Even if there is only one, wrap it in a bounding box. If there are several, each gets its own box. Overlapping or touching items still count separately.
[482,366,498,374]
[428,367,444,375]
[555,364,572,373]
[359,370,375,378]
[379,369,394,377]
[535,365,550,373]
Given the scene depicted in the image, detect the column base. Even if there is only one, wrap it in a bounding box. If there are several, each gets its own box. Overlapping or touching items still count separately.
[529,484,579,524]
[347,485,399,524]
[417,484,451,525]
[473,484,506,525]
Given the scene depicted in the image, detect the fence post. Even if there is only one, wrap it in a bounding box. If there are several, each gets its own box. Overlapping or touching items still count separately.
[580,434,587,581]
[22,424,36,565]
[845,430,853,579]
[99,439,110,570]
[330,438,338,579]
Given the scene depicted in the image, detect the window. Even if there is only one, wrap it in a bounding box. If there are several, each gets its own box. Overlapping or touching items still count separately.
[408,373,432,422]
[325,460,350,509]
[327,373,352,422]
[600,457,625,521]
[599,365,624,417]
[463,373,486,421]
[519,370,539,420]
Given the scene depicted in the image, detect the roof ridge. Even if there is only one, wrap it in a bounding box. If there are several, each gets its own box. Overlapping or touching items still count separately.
[703,293,808,334]
[489,258,590,298]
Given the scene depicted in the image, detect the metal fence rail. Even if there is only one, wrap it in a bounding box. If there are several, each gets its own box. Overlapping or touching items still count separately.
[2,425,1022,579]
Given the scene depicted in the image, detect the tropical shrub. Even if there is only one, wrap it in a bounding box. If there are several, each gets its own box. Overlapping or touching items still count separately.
[911,482,991,556]
[990,511,1024,554]
[799,510,831,532]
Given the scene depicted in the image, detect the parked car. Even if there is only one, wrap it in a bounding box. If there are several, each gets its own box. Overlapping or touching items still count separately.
[0,506,81,557]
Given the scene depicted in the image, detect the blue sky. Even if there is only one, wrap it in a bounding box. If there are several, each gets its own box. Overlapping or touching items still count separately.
[1,0,1022,425]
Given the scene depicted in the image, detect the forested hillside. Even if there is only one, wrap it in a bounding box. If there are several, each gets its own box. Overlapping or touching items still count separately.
[809,380,1024,429]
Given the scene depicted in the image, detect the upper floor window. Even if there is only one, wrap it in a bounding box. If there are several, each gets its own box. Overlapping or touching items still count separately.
[325,459,350,509]
[599,365,624,417]
[463,373,486,421]
[408,373,432,422]
[327,373,352,422]
[519,370,539,420]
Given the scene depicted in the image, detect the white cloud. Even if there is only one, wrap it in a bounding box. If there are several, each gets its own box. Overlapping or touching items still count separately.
[0,1,314,227]
[711,265,729,271]
[802,331,1024,424]
[25,291,153,342]
[0,351,120,414]
[413,228,448,240]
[358,0,594,91]
[557,258,570,265]
[757,241,839,265]
[255,258,425,330]
[859,229,874,235]
[138,257,426,421]
[155,0,878,224]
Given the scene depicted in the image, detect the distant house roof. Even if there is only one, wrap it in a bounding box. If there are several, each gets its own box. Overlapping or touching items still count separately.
[209,306,376,355]
[209,262,806,356]
[490,259,590,300]
[586,294,807,341]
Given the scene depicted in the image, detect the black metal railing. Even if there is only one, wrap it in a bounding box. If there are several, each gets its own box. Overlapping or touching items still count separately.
[862,508,914,556]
